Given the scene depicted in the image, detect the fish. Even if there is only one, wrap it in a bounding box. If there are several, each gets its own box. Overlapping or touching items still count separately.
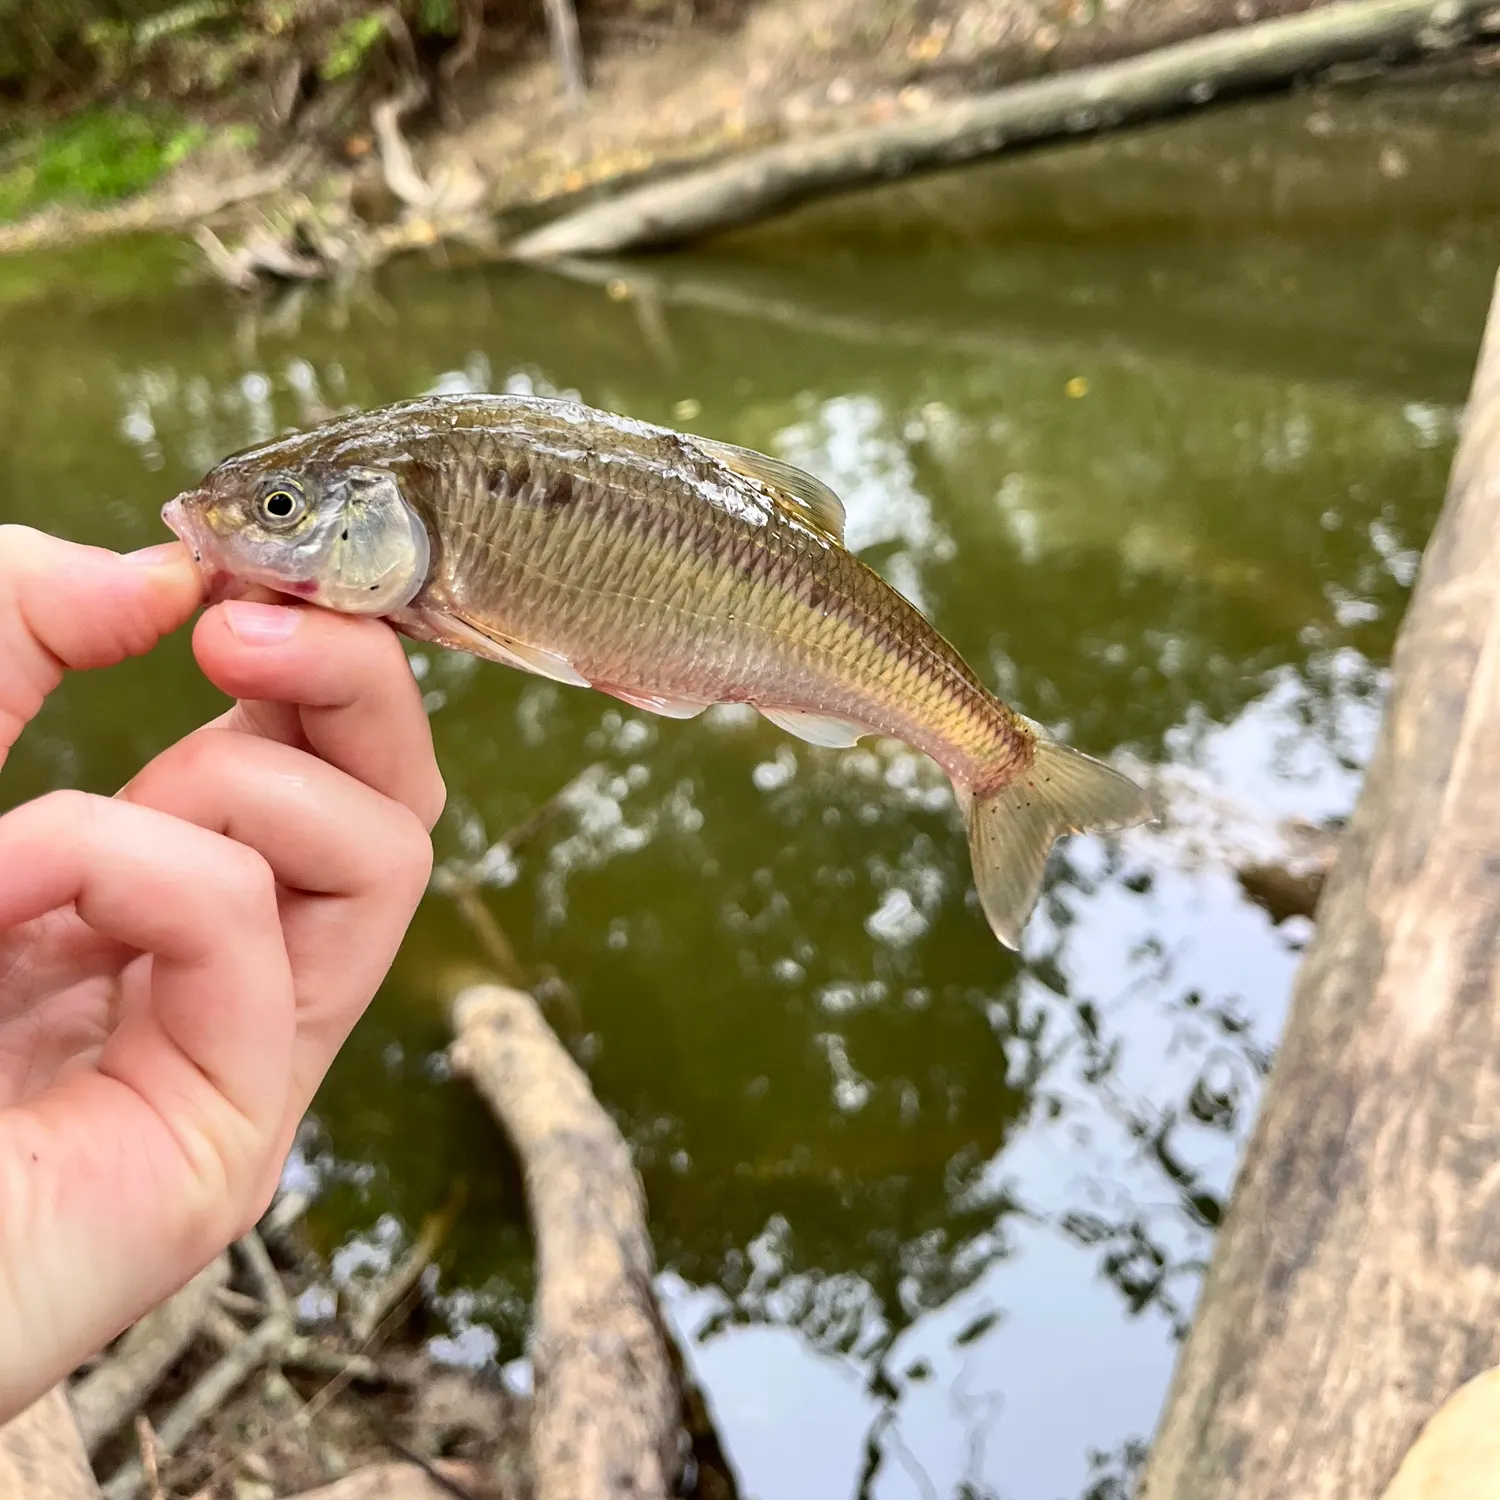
[162,392,1154,949]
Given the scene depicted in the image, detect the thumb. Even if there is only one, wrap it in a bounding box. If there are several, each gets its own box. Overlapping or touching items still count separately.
[0,528,203,772]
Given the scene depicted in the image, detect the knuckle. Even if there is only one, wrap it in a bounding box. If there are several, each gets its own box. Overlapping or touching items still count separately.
[0,525,46,572]
[232,1172,281,1244]
[31,787,102,836]
[390,807,435,902]
[210,843,279,916]
[419,769,448,832]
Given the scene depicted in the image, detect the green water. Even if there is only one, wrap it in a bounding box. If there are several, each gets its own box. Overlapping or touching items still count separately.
[3,79,1498,1500]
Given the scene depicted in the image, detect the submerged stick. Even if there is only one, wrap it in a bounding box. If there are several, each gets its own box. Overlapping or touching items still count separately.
[509,0,1494,259]
[345,1205,456,1346]
[1138,271,1500,1497]
[448,983,680,1499]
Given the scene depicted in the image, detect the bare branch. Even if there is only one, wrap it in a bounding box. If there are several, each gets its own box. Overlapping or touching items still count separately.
[71,1256,229,1455]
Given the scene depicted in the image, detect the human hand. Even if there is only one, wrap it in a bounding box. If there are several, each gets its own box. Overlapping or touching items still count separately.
[0,526,444,1421]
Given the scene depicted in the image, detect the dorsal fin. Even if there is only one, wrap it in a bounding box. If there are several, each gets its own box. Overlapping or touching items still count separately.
[689,435,847,543]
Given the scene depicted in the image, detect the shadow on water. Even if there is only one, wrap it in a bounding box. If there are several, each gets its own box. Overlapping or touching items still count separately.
[2,78,1497,1500]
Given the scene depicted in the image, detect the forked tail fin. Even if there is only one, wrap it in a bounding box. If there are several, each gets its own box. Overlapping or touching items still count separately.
[961,736,1155,950]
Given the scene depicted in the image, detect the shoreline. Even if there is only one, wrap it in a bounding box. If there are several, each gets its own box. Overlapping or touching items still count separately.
[1,0,1494,275]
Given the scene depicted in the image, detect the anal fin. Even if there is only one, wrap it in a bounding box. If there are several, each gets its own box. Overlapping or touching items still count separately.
[604,685,712,719]
[758,706,871,749]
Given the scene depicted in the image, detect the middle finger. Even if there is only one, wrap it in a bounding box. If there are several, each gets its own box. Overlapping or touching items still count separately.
[119,728,433,1106]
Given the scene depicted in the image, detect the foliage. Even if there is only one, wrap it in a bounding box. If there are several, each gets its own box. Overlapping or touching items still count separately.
[0,0,477,223]
[320,11,389,81]
[0,107,211,222]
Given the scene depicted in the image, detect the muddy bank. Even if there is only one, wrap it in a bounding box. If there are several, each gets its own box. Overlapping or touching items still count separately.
[1,0,1496,268]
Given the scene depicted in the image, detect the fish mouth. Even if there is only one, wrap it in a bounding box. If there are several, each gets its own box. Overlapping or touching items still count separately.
[161,493,204,558]
[161,491,244,604]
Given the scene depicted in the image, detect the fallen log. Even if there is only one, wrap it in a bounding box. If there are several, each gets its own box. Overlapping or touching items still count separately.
[508,0,1496,260]
[448,982,680,1500]
[1137,269,1500,1497]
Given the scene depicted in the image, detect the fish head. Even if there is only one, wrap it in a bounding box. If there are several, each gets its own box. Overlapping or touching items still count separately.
[163,458,431,615]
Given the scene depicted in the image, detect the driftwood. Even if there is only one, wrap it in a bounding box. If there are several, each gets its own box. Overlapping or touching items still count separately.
[508,0,1496,259]
[1137,269,1500,1496]
[448,983,680,1500]
[70,1255,229,1456]
[0,1387,100,1500]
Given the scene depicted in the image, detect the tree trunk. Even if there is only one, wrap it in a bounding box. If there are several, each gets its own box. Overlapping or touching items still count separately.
[1138,269,1500,1498]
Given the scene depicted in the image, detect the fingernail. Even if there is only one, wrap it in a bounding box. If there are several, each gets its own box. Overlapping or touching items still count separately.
[223,600,301,645]
[123,542,187,568]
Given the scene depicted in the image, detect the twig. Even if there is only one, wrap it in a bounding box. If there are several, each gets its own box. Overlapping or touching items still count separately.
[71,1255,230,1455]
[235,1230,293,1326]
[429,761,607,985]
[185,1282,428,1499]
[213,1288,263,1320]
[345,1201,458,1345]
[133,1417,163,1500]
[508,0,1496,259]
[101,1314,290,1500]
[262,1188,313,1243]
[280,1339,394,1387]
[202,1304,250,1353]
[436,883,528,986]
[379,1437,479,1499]
[431,761,606,899]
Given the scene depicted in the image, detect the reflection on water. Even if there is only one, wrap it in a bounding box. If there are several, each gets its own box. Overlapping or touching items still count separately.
[2,79,1497,1500]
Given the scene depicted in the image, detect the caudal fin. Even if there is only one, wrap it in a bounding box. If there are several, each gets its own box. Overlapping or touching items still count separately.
[961,736,1155,950]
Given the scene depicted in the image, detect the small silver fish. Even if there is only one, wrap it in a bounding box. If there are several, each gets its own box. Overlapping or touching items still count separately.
[164,393,1154,948]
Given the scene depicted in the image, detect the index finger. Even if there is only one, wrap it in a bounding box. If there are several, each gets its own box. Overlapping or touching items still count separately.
[0,529,202,773]
[190,600,446,830]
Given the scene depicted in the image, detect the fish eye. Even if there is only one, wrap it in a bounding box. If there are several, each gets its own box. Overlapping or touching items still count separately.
[257,485,306,528]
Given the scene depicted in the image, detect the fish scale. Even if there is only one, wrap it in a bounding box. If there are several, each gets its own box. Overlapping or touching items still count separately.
[165,392,1154,949]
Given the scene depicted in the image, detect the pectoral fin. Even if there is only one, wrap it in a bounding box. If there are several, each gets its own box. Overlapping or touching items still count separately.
[395,605,591,688]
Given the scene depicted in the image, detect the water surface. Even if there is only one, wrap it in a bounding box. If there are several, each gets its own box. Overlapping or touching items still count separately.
[2,78,1498,1500]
